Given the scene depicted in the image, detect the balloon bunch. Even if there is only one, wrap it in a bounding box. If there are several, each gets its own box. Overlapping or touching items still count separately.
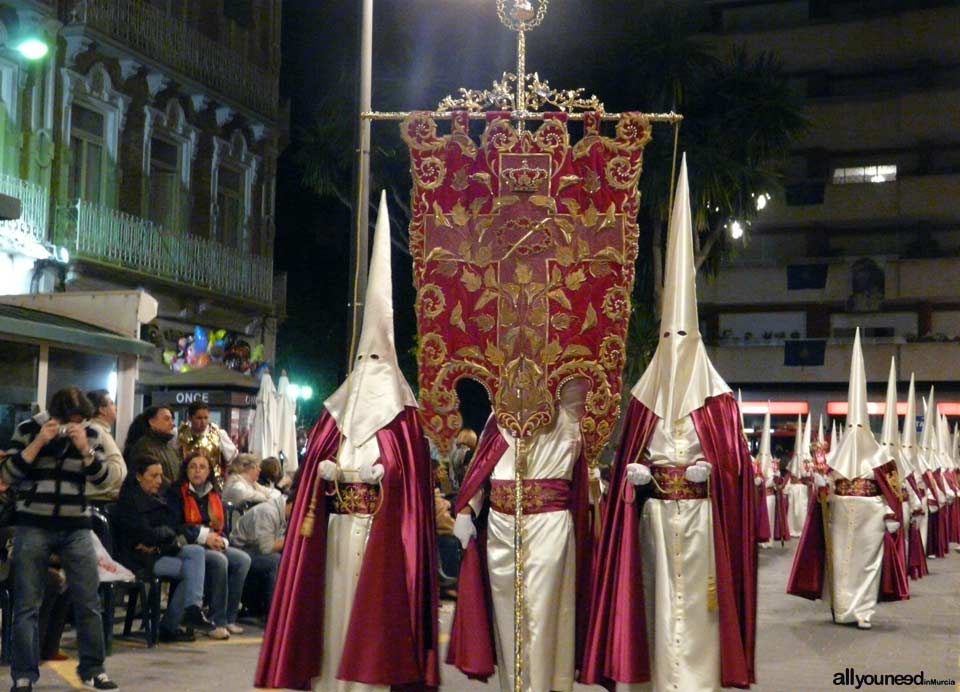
[162,325,269,377]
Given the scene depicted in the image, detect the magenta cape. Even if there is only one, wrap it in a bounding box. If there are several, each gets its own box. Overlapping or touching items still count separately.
[787,460,910,603]
[581,394,758,689]
[925,470,949,559]
[771,480,791,541]
[904,474,928,579]
[945,470,959,544]
[445,416,594,681]
[254,408,439,690]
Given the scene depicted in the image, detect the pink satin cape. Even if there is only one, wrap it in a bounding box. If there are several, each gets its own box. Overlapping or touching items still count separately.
[445,416,594,682]
[254,408,439,691]
[580,394,758,689]
[904,474,928,579]
[772,484,791,541]
[787,461,909,603]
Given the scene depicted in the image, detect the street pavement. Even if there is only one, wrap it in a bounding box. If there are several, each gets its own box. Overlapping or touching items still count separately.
[7,540,959,691]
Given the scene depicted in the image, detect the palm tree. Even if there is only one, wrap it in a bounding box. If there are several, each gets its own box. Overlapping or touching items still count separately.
[621,10,808,384]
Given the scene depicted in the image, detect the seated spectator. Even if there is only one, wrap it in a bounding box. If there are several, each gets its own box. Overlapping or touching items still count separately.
[168,452,251,639]
[124,406,179,483]
[85,390,126,502]
[449,427,478,492]
[222,454,281,507]
[114,458,214,643]
[229,491,292,617]
[258,456,292,494]
[434,487,460,599]
[2,387,120,691]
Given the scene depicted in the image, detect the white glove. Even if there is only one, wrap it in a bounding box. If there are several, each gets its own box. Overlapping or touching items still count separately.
[754,476,763,486]
[885,520,901,534]
[947,495,956,505]
[453,513,476,550]
[814,473,829,488]
[626,463,652,486]
[359,463,384,484]
[684,463,710,484]
[318,460,338,481]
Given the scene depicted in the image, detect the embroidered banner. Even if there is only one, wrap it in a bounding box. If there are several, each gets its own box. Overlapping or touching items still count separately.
[402,111,651,463]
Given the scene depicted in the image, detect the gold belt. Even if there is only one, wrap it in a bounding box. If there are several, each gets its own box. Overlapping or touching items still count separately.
[834,478,880,497]
[327,482,381,514]
[651,466,708,500]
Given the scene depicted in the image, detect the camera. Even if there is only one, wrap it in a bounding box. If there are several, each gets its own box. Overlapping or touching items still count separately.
[58,426,70,437]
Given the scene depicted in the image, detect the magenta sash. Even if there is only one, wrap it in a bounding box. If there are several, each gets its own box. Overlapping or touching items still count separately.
[489,478,572,515]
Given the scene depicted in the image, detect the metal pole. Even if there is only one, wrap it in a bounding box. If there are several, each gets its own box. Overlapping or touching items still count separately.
[347,0,373,368]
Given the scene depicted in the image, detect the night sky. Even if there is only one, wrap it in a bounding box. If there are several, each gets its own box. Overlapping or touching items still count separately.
[274,1,698,426]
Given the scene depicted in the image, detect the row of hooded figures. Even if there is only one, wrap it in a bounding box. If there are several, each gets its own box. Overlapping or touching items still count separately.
[254,159,957,692]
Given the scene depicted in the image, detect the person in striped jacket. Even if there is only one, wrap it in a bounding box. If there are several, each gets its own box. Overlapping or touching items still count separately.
[1,386,120,692]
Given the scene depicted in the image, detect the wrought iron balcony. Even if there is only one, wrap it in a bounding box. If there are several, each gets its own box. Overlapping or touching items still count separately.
[0,173,50,247]
[55,201,274,306]
[67,0,279,119]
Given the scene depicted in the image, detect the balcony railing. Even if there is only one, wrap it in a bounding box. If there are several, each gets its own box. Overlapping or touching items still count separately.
[68,0,278,119]
[0,173,50,246]
[55,201,274,305]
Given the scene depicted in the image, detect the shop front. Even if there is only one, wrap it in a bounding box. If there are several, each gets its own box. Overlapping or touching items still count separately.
[139,364,260,453]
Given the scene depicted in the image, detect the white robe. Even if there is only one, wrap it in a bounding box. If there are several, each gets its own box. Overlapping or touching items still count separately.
[786,481,810,537]
[618,416,720,692]
[315,438,388,692]
[828,494,886,625]
[484,408,581,692]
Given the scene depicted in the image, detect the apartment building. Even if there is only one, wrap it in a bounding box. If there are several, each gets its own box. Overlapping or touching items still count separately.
[0,0,286,445]
[699,0,960,431]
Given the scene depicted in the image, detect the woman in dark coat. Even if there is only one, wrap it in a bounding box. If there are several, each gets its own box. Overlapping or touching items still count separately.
[113,457,214,642]
[167,451,251,639]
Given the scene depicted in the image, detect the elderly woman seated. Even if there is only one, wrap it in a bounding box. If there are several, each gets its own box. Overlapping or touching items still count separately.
[222,454,282,507]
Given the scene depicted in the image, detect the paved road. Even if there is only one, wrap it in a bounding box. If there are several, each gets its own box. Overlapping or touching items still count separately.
[8,541,959,691]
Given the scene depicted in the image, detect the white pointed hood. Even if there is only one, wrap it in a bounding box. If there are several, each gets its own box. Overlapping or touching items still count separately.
[828,329,890,479]
[899,373,919,476]
[817,415,825,446]
[787,415,804,476]
[757,408,774,480]
[801,412,813,462]
[950,423,960,467]
[324,192,418,446]
[937,413,954,471]
[918,387,939,473]
[632,155,730,423]
[879,357,908,479]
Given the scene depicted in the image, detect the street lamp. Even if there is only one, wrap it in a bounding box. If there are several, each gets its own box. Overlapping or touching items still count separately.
[16,37,48,61]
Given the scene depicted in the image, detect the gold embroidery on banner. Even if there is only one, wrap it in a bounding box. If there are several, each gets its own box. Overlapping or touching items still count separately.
[403,112,651,463]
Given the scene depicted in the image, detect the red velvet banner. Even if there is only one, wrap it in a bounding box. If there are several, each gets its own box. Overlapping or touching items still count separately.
[401,110,651,462]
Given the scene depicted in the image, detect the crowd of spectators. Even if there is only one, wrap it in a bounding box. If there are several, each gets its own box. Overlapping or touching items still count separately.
[0,388,482,692]
[0,394,294,692]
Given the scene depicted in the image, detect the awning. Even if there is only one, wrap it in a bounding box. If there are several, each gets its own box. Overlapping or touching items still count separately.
[139,363,260,390]
[0,304,156,357]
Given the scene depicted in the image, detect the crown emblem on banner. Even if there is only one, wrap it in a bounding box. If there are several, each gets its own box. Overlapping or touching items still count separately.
[502,158,549,192]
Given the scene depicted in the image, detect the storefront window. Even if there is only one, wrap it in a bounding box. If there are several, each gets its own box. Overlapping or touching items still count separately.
[47,348,118,413]
[0,342,39,448]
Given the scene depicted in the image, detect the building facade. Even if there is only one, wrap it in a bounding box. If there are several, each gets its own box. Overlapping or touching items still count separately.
[700,1,960,431]
[0,0,285,446]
